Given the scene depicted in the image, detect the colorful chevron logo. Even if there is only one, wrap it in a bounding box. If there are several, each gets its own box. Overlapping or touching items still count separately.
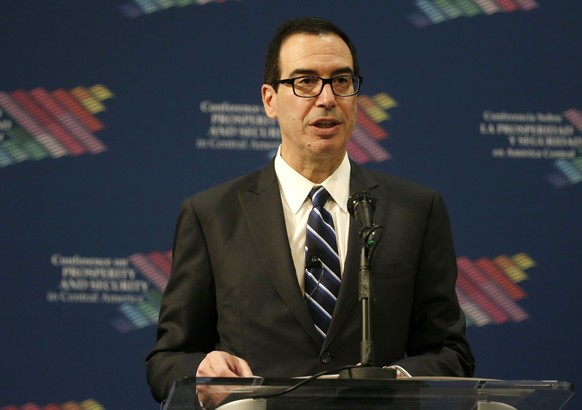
[111,251,171,332]
[348,92,398,164]
[457,253,533,327]
[0,85,113,168]
[0,399,104,410]
[546,109,582,188]
[409,0,539,28]
[119,0,242,18]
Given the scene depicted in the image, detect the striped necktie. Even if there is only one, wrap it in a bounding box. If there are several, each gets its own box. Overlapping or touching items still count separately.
[304,186,341,340]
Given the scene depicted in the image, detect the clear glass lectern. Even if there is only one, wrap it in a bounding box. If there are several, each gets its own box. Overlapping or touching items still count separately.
[162,376,574,410]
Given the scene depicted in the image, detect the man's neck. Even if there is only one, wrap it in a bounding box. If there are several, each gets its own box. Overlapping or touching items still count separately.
[281,148,344,184]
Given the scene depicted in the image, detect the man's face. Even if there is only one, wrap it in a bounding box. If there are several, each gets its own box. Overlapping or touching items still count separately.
[262,33,357,166]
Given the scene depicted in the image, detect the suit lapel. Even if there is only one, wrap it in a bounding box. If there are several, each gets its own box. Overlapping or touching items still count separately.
[237,161,320,342]
[236,160,387,349]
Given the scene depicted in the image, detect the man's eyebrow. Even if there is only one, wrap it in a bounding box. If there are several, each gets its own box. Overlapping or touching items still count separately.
[286,67,354,78]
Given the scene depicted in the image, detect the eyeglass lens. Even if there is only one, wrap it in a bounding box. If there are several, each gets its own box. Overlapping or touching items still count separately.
[294,76,359,97]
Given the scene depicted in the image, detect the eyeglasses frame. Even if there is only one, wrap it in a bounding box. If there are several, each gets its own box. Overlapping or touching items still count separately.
[272,74,363,98]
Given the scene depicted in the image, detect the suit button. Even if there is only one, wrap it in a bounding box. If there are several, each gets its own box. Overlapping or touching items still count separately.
[321,351,332,364]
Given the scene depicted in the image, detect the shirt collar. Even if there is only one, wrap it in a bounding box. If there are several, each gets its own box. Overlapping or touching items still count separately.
[274,145,351,214]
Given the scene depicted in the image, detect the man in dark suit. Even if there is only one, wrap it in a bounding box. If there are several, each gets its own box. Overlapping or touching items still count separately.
[146,16,475,403]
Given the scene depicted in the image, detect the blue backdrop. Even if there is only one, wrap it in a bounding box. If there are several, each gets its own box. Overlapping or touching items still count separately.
[1,1,580,409]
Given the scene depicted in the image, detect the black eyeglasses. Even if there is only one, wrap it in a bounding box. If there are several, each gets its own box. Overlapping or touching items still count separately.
[273,75,363,98]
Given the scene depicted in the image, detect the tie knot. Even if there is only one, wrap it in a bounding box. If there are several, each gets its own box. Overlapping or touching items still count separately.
[309,186,330,208]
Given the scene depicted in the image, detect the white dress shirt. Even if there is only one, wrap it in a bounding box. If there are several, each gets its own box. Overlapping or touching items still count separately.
[274,146,351,293]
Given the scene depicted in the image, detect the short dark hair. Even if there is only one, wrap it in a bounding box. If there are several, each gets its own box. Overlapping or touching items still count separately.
[263,17,360,89]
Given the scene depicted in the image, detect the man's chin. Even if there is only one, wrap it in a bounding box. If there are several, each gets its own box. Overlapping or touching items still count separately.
[307,139,347,156]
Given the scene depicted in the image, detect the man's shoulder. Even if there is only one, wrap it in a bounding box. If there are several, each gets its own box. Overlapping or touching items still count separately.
[356,165,437,199]
[183,161,275,205]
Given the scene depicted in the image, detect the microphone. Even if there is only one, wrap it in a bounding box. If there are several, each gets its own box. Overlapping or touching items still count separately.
[341,191,393,379]
[305,242,322,270]
[305,255,322,270]
[348,191,377,238]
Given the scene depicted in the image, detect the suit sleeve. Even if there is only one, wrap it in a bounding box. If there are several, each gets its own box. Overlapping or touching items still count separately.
[392,191,475,377]
[145,198,218,402]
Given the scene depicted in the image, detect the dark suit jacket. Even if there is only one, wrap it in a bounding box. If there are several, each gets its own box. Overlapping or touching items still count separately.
[146,159,475,402]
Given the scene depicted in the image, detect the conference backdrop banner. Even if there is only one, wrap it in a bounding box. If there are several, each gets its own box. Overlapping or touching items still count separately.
[1,1,580,409]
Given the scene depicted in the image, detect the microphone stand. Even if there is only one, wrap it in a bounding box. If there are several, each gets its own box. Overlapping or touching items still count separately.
[339,224,396,379]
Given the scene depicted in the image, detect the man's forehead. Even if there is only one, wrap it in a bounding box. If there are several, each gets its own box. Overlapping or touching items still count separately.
[279,32,349,54]
[278,33,354,75]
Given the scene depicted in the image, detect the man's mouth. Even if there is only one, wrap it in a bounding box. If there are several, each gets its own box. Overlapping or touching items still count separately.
[313,120,339,129]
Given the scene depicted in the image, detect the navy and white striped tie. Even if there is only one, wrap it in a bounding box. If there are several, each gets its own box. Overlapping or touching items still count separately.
[304,186,341,340]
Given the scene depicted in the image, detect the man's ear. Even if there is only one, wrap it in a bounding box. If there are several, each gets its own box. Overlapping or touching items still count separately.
[261,84,277,119]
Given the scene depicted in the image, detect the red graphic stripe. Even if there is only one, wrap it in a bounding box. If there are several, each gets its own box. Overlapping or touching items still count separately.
[476,257,526,300]
[456,287,491,326]
[346,139,370,163]
[11,90,86,156]
[148,251,172,278]
[52,88,104,132]
[2,401,102,410]
[351,125,390,162]
[128,253,168,291]
[0,92,66,157]
[459,257,527,323]
[564,108,582,133]
[482,280,528,322]
[456,273,502,324]
[457,258,509,324]
[514,0,539,10]
[356,107,388,140]
[494,0,520,12]
[62,403,82,410]
[30,88,107,154]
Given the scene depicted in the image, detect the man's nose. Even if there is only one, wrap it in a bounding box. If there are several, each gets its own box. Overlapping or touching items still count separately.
[315,83,337,107]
